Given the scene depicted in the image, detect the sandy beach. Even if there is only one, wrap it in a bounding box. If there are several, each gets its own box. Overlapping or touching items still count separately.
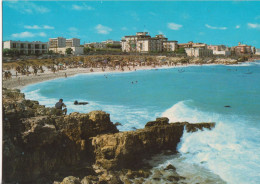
[2,64,190,90]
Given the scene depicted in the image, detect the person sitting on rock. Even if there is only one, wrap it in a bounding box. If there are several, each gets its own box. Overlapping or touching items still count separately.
[55,99,67,115]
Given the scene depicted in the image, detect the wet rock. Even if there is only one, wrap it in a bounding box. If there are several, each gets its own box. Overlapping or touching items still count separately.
[61,176,81,184]
[114,122,122,126]
[145,117,169,128]
[164,164,176,171]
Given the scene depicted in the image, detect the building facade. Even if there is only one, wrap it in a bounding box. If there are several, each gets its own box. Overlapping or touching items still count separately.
[163,41,178,52]
[49,37,66,48]
[3,40,48,55]
[121,32,178,53]
[232,42,253,55]
[84,40,121,49]
[66,38,80,47]
[49,47,83,55]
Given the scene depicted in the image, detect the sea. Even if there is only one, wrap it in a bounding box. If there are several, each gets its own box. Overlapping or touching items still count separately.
[22,61,260,184]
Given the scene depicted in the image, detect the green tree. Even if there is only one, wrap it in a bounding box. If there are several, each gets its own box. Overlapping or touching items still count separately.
[48,50,54,55]
[174,48,186,54]
[65,48,73,55]
[84,47,91,54]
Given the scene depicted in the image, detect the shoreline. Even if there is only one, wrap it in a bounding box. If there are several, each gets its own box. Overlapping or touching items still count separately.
[3,61,256,90]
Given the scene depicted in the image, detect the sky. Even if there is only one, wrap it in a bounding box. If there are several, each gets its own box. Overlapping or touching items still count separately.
[2,0,260,48]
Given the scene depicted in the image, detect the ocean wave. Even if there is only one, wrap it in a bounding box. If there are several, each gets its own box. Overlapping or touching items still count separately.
[161,100,260,184]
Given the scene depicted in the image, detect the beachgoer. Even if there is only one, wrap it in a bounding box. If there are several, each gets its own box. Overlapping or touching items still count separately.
[55,99,67,115]
[65,73,67,78]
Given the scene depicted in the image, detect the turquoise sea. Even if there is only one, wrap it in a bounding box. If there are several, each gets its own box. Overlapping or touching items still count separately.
[22,61,260,184]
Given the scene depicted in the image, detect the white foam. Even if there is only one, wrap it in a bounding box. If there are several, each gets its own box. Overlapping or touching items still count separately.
[161,101,260,184]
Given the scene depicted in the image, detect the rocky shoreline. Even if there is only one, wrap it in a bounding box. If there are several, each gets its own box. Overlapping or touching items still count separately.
[3,88,216,184]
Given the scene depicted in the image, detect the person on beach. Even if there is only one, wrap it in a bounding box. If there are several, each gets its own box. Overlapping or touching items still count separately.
[55,99,67,115]
[65,73,67,78]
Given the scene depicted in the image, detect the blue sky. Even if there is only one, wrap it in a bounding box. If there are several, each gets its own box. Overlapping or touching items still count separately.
[2,0,260,48]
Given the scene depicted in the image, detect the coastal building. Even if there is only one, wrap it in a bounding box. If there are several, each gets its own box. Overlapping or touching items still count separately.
[49,37,66,48]
[178,41,213,57]
[163,41,178,52]
[48,47,83,55]
[66,38,80,47]
[3,40,48,55]
[122,32,178,53]
[232,42,253,56]
[207,45,231,56]
[49,37,83,55]
[84,40,121,49]
[255,48,260,55]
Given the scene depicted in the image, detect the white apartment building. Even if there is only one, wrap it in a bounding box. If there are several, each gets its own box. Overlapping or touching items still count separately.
[49,37,83,55]
[49,47,83,55]
[163,41,178,52]
[3,40,48,55]
[121,32,171,53]
[185,48,213,57]
[49,37,66,48]
[66,38,80,47]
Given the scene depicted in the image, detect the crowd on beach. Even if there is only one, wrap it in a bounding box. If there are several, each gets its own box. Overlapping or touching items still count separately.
[2,55,250,89]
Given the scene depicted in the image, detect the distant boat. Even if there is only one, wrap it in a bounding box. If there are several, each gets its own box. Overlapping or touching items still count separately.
[74,101,89,105]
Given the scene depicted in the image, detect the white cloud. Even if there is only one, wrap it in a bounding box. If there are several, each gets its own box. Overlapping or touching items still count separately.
[24,25,41,29]
[95,24,112,34]
[38,32,47,37]
[24,25,54,30]
[158,31,163,34]
[235,25,240,29]
[11,31,47,38]
[167,22,183,30]
[72,3,94,11]
[43,25,54,29]
[6,1,50,14]
[248,23,260,29]
[205,24,227,30]
[121,27,128,31]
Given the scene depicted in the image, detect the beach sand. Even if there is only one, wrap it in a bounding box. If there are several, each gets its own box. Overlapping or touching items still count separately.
[2,65,180,90]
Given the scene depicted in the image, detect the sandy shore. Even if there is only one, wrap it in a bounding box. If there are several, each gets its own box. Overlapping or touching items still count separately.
[3,60,257,90]
[2,65,181,90]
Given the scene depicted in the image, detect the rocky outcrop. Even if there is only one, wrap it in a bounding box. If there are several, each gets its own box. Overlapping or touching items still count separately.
[3,89,118,183]
[92,117,215,170]
[2,88,215,183]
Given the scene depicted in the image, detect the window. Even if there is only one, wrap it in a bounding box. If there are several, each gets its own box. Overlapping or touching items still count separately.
[140,43,143,50]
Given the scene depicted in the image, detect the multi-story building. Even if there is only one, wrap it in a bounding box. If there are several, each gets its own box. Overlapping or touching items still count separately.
[3,40,48,55]
[163,41,178,52]
[49,37,83,55]
[84,40,121,49]
[122,32,177,53]
[49,37,66,48]
[255,48,260,55]
[66,38,80,47]
[207,45,231,56]
[232,42,253,56]
[179,41,213,57]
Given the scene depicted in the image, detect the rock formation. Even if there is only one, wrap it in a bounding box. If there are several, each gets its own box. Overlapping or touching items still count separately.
[2,88,215,183]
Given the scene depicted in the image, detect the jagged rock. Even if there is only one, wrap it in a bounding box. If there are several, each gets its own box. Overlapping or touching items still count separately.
[164,164,176,171]
[145,117,169,128]
[92,122,215,170]
[2,88,215,184]
[61,176,81,184]
[114,122,122,126]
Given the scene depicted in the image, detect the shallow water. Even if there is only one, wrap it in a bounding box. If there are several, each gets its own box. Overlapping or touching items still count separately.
[22,61,260,184]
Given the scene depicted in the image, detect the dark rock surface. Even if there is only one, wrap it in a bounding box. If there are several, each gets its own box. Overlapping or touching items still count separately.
[2,88,215,184]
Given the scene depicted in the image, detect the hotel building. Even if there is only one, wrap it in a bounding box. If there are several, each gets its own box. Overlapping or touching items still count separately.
[3,40,48,55]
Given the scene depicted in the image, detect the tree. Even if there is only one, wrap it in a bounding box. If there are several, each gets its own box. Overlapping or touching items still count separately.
[65,48,73,55]
[84,47,91,54]
[174,48,186,54]
[48,50,54,55]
